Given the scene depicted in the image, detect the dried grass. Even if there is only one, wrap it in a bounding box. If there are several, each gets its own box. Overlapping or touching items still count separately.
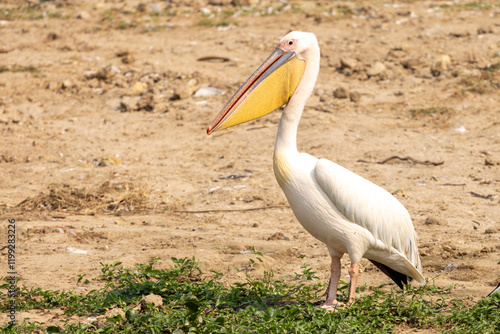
[17,181,159,215]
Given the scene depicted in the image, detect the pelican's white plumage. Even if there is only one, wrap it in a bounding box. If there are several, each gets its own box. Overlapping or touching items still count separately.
[208,31,424,308]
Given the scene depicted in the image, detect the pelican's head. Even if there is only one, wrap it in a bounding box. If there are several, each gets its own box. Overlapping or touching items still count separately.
[207,31,318,135]
[277,31,319,61]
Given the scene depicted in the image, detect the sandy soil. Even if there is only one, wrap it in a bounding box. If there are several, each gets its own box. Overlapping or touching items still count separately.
[0,0,499,328]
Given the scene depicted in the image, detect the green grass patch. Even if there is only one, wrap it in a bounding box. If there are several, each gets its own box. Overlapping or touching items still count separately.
[439,1,493,10]
[409,106,451,117]
[197,10,239,28]
[197,18,238,27]
[1,257,499,333]
[0,65,41,76]
[459,64,500,94]
[0,6,70,21]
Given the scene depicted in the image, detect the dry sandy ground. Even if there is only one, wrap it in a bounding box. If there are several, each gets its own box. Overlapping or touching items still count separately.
[0,0,499,329]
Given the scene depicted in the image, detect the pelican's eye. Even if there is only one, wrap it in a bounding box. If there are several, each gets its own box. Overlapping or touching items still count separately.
[288,40,294,45]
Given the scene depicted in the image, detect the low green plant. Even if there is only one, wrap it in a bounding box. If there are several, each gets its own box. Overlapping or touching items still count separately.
[0,65,41,75]
[409,106,451,117]
[0,257,498,333]
[439,1,492,10]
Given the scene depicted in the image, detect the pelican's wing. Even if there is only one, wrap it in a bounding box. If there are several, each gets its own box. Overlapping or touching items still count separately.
[314,158,422,275]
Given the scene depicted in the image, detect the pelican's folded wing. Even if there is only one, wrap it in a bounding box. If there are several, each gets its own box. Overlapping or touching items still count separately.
[314,158,423,278]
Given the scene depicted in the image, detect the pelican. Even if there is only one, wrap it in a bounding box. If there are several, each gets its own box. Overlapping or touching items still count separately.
[207,31,424,309]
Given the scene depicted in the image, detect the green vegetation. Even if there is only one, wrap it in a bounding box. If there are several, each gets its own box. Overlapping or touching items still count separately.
[459,63,500,95]
[197,9,239,28]
[409,106,451,117]
[439,1,493,10]
[0,4,70,21]
[0,65,41,76]
[1,257,499,333]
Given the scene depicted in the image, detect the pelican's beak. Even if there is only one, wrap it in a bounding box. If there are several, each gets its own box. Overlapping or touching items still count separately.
[207,48,305,135]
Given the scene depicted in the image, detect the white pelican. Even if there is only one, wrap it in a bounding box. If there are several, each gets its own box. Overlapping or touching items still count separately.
[207,31,424,309]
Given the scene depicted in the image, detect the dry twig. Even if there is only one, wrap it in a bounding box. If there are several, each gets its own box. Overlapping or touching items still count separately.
[175,205,288,214]
[358,155,444,166]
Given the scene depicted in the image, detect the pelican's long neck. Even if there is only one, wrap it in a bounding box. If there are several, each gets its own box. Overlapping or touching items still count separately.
[275,50,320,155]
[273,46,320,187]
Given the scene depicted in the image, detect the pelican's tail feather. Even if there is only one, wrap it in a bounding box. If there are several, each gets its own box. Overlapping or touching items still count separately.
[369,260,410,290]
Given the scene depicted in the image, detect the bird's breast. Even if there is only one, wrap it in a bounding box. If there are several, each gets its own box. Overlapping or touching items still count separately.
[273,151,293,188]
[272,152,360,253]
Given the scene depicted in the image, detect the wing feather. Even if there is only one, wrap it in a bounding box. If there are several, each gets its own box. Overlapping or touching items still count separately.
[314,158,422,273]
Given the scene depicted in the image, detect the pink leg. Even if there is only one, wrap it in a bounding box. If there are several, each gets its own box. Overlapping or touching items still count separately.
[320,255,344,311]
[346,263,359,305]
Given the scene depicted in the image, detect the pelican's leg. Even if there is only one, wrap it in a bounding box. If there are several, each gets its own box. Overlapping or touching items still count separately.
[320,255,344,310]
[346,263,359,305]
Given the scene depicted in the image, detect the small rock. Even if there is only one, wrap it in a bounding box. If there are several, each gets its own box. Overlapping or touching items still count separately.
[174,79,198,99]
[431,55,451,76]
[477,26,493,35]
[342,68,353,77]
[127,81,148,96]
[46,81,61,90]
[62,79,73,89]
[84,70,97,79]
[393,189,406,197]
[449,31,470,38]
[150,4,162,12]
[462,68,482,77]
[401,58,420,70]
[319,94,330,103]
[170,93,181,101]
[315,88,325,97]
[67,247,88,254]
[136,94,155,112]
[268,232,289,241]
[480,246,494,253]
[442,244,455,252]
[136,3,147,12]
[112,74,127,88]
[424,217,441,225]
[455,125,466,134]
[76,11,90,20]
[140,293,163,308]
[340,57,358,70]
[120,96,141,112]
[47,32,58,41]
[391,43,409,51]
[105,308,125,318]
[484,227,499,234]
[367,62,386,77]
[231,0,254,5]
[121,54,134,64]
[443,264,457,272]
[484,159,497,166]
[153,102,168,113]
[96,65,120,81]
[349,91,361,102]
[333,87,348,99]
[0,44,13,53]
[116,51,135,64]
[193,87,225,98]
